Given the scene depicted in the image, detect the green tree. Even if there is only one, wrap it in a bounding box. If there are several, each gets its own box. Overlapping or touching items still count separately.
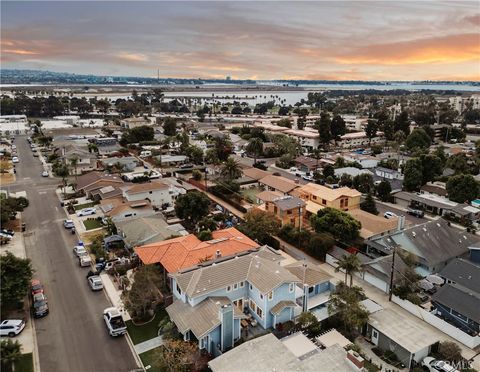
[339,173,353,188]
[360,193,378,215]
[162,117,177,136]
[220,157,242,181]
[419,154,443,184]
[295,312,322,338]
[446,153,470,175]
[69,156,79,182]
[240,209,281,243]
[191,169,202,181]
[328,282,369,334]
[317,112,332,147]
[0,339,22,372]
[335,254,363,287]
[405,128,431,152]
[323,164,335,179]
[394,111,410,135]
[246,137,263,164]
[393,251,422,304]
[174,191,210,227]
[0,196,29,226]
[276,118,292,128]
[446,174,479,203]
[205,148,220,165]
[197,230,213,241]
[185,145,203,165]
[376,180,392,202]
[437,341,463,362]
[310,207,361,243]
[119,126,154,146]
[365,119,378,145]
[0,252,33,308]
[306,233,335,261]
[352,173,374,194]
[330,115,346,140]
[403,158,423,191]
[152,339,209,372]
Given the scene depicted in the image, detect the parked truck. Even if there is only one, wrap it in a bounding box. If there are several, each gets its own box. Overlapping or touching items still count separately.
[103,307,127,337]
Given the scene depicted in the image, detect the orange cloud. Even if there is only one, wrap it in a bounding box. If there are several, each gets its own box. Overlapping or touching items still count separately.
[115,52,148,63]
[336,33,480,65]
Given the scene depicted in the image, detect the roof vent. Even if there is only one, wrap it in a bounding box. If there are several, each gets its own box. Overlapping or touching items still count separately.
[412,232,416,238]
[436,223,441,227]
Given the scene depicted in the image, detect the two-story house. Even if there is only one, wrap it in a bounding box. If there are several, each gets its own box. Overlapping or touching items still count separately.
[122,181,179,207]
[259,175,299,195]
[166,247,301,355]
[261,195,306,228]
[291,183,361,216]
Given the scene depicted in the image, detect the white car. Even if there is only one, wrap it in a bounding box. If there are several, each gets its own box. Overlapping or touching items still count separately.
[76,207,97,217]
[384,211,397,219]
[422,357,459,372]
[88,276,104,291]
[12,157,19,163]
[41,171,49,177]
[0,319,25,337]
[73,245,88,257]
[79,255,92,268]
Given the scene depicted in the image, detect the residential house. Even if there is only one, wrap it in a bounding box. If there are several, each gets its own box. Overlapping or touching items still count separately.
[99,197,154,222]
[155,154,188,167]
[241,168,271,188]
[75,171,125,196]
[259,175,299,195]
[134,227,260,279]
[346,208,399,239]
[122,181,179,207]
[343,153,379,169]
[89,185,124,201]
[432,258,480,334]
[255,190,283,205]
[284,261,334,321]
[365,219,480,275]
[420,182,448,198]
[367,308,441,369]
[374,167,402,180]
[120,117,151,129]
[360,254,408,294]
[294,156,318,173]
[209,333,362,372]
[291,183,361,215]
[334,167,373,178]
[60,144,98,174]
[115,215,188,249]
[166,248,301,354]
[98,156,139,172]
[261,195,306,228]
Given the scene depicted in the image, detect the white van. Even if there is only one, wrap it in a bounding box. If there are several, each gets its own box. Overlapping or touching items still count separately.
[140,150,152,158]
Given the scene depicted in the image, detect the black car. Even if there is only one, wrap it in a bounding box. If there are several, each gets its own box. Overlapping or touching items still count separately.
[32,293,49,318]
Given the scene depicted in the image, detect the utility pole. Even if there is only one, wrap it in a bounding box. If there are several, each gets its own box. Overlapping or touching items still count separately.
[388,245,396,302]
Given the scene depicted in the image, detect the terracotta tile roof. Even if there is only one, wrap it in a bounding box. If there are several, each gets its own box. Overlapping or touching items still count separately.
[125,182,169,195]
[135,227,260,273]
[259,175,299,193]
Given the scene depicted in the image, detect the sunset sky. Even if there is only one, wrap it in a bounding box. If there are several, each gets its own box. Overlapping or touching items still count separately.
[1,1,479,81]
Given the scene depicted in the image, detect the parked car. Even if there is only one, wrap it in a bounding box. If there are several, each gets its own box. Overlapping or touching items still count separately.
[422,357,459,372]
[63,219,75,229]
[73,245,88,257]
[180,163,194,169]
[0,320,26,337]
[41,170,49,177]
[0,233,13,241]
[33,153,39,158]
[76,207,96,217]
[103,307,127,336]
[407,208,424,218]
[384,211,397,219]
[32,293,49,318]
[79,255,92,268]
[302,175,313,181]
[31,279,44,296]
[12,157,19,163]
[87,276,104,291]
[1,229,14,236]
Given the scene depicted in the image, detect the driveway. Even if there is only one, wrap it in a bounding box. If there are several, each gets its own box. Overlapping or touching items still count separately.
[2,136,139,372]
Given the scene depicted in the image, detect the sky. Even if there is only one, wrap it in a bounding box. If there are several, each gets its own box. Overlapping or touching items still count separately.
[1,1,480,81]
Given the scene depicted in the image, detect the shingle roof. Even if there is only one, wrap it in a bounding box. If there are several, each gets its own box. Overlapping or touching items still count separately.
[166,297,245,339]
[294,183,361,201]
[259,175,299,193]
[432,284,480,323]
[256,190,283,203]
[124,182,169,195]
[76,171,124,191]
[134,227,260,273]
[438,258,480,294]
[242,167,271,180]
[270,300,297,315]
[172,249,299,297]
[272,196,306,211]
[347,209,398,238]
[285,261,332,286]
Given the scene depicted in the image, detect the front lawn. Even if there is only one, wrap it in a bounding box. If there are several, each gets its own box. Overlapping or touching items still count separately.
[74,201,98,211]
[139,347,162,371]
[126,308,168,345]
[83,219,103,230]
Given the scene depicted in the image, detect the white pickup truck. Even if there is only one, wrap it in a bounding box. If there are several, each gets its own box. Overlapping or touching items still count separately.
[103,307,127,337]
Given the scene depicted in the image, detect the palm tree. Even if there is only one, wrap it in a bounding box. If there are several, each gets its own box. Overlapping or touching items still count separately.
[0,339,22,372]
[69,156,79,182]
[335,254,362,287]
[246,137,263,164]
[220,157,241,181]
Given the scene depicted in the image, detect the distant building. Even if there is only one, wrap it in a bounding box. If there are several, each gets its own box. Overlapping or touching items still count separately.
[120,117,151,129]
[338,131,385,149]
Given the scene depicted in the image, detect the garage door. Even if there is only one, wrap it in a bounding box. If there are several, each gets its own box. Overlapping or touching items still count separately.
[363,272,388,293]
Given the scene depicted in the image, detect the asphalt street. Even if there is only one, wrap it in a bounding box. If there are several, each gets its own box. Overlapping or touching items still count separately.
[4,136,138,372]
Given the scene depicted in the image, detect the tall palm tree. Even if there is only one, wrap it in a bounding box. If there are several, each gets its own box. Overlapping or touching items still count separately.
[220,157,241,181]
[335,254,362,287]
[246,137,263,164]
[69,156,79,182]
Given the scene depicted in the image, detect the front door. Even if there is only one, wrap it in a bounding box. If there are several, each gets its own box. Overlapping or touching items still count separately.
[371,328,379,346]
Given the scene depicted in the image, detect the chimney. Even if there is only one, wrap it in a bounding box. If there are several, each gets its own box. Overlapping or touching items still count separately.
[346,350,365,370]
[215,249,221,259]
[397,215,405,231]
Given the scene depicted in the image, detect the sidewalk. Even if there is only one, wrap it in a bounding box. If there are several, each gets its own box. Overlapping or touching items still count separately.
[0,223,41,372]
[134,336,164,354]
[100,272,131,321]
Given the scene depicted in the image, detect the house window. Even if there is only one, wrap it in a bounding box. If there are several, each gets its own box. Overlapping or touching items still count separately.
[274,206,278,214]
[313,195,317,200]
[176,283,182,295]
[249,300,257,312]
[268,291,273,301]
[344,198,348,207]
[240,281,244,288]
[260,293,264,300]
[290,218,295,225]
[289,283,294,293]
[372,330,378,339]
[256,306,263,319]
[322,199,326,205]
[233,283,238,290]
[200,336,208,349]
[308,286,314,293]
[249,283,253,290]
[226,285,231,292]
[287,210,292,215]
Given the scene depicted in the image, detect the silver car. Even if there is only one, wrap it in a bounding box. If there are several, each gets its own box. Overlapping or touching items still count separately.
[76,207,97,217]
[88,276,103,291]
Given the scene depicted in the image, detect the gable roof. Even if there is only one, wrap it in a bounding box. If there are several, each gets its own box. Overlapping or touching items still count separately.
[259,175,299,193]
[124,181,169,195]
[285,261,332,286]
[438,258,480,294]
[134,227,260,273]
[294,183,361,201]
[76,171,124,191]
[432,284,480,323]
[256,190,283,203]
[171,248,299,297]
[363,254,409,284]
[242,167,271,180]
[347,209,398,239]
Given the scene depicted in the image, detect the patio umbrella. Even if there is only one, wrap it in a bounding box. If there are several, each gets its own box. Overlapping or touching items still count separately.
[418,279,434,291]
[426,274,444,285]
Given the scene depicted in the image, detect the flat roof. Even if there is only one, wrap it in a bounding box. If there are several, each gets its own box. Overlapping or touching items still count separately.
[281,332,318,357]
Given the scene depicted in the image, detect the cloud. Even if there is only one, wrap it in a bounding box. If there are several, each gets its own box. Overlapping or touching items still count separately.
[115,52,148,63]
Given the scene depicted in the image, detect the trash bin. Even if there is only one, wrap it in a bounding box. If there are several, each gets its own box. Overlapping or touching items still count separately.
[21,223,26,232]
